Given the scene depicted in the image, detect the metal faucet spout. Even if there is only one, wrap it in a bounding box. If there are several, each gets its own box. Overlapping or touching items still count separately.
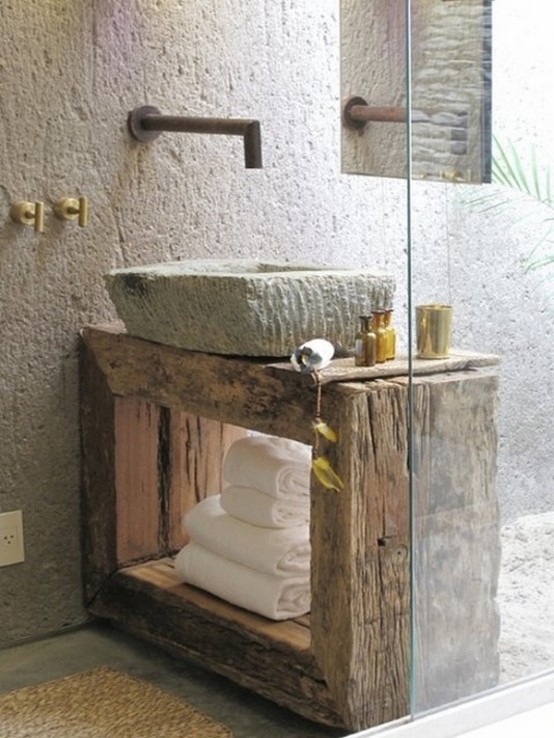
[127,105,263,169]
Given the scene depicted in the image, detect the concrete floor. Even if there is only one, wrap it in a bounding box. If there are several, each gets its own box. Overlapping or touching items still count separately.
[0,619,347,738]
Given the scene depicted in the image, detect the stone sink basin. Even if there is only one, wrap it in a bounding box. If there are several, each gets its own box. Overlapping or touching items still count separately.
[105,259,396,357]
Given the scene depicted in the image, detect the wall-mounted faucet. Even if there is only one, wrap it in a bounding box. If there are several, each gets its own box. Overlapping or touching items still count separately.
[342,96,468,156]
[127,105,263,169]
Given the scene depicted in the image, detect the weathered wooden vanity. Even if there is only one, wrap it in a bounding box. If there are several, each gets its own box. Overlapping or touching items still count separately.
[80,324,501,731]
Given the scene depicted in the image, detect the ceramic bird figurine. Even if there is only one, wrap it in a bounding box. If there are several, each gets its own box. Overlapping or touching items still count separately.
[290,338,335,374]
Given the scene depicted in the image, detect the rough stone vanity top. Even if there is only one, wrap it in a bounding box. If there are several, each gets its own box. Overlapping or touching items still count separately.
[105,259,396,357]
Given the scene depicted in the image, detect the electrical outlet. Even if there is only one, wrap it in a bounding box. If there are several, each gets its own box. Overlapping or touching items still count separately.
[0,510,25,567]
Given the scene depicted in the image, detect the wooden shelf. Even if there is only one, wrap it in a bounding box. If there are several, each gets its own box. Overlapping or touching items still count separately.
[118,558,312,650]
[267,348,500,385]
[80,324,501,731]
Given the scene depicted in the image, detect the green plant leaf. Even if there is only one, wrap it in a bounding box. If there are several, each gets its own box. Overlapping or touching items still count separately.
[492,136,553,206]
[466,137,554,281]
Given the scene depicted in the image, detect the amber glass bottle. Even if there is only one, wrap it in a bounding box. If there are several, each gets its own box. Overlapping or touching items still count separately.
[371,310,388,363]
[354,315,376,367]
[384,309,396,360]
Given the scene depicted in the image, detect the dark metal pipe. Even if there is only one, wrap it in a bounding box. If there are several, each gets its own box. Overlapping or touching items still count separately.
[342,96,468,155]
[348,104,467,128]
[343,97,468,129]
[127,105,263,169]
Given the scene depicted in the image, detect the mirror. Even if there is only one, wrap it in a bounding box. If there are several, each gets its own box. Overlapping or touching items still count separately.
[341,0,492,183]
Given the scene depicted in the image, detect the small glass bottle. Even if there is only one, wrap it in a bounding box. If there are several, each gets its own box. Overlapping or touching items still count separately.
[371,310,388,363]
[384,309,396,360]
[354,315,376,367]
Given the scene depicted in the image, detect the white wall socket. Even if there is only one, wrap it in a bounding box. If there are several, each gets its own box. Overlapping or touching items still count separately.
[0,510,25,566]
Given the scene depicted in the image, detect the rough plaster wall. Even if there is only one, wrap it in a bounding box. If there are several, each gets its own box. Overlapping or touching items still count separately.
[342,0,553,521]
[341,0,488,182]
[340,0,407,177]
[410,0,554,522]
[0,1,408,645]
[2,0,549,647]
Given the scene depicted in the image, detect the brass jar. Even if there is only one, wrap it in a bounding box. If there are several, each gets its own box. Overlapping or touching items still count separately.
[384,309,396,360]
[371,310,388,364]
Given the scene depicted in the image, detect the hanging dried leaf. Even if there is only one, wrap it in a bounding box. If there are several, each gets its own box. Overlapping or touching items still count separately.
[312,456,344,492]
[312,420,338,443]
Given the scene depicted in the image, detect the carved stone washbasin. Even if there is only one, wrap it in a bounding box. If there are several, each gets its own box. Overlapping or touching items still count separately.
[105,259,396,357]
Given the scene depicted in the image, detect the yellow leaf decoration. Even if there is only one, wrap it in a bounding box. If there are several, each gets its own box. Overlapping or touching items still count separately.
[312,456,344,492]
[312,420,338,443]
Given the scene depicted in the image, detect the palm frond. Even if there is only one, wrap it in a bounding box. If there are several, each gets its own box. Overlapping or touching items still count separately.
[526,253,554,272]
[464,137,554,281]
[492,136,554,207]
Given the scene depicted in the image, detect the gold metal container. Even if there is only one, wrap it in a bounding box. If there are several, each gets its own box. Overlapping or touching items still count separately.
[416,304,453,359]
[384,309,396,360]
[371,310,388,363]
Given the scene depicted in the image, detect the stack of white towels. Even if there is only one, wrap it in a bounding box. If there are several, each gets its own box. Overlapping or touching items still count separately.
[174,434,312,621]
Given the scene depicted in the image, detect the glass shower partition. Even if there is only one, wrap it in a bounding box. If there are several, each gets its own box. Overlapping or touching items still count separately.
[341,1,553,733]
[407,0,554,722]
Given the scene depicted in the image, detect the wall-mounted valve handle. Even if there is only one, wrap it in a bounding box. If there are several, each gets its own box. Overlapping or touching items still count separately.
[54,196,88,227]
[10,201,45,233]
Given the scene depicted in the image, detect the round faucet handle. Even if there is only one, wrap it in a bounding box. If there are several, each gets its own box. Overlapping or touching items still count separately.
[54,196,88,227]
[10,200,45,233]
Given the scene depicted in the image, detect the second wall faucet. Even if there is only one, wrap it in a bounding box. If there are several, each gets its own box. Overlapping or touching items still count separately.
[127,105,263,169]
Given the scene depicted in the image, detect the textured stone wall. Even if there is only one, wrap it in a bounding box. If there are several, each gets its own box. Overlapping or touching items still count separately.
[0,1,407,644]
[433,0,554,523]
[341,0,488,182]
[342,0,554,525]
[0,0,551,647]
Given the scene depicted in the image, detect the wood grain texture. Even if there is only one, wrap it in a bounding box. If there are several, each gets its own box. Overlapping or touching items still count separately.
[268,350,500,386]
[80,337,118,603]
[81,334,248,587]
[81,326,501,731]
[127,559,312,650]
[167,413,247,549]
[310,379,410,728]
[90,559,343,728]
[115,397,161,563]
[410,370,501,710]
[81,325,315,445]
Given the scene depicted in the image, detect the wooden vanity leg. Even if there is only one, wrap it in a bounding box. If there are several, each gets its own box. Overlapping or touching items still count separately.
[81,339,161,603]
[311,380,410,731]
[80,338,118,604]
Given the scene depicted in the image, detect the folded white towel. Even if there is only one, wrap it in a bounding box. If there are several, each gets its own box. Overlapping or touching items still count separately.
[222,434,311,499]
[220,485,310,529]
[184,495,310,576]
[174,543,310,620]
